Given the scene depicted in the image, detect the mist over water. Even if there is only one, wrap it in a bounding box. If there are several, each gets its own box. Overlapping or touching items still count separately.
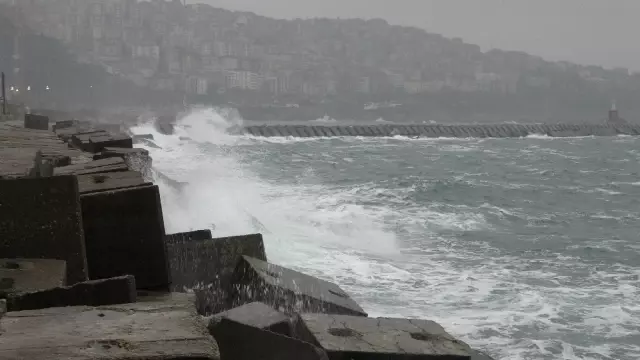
[131,109,640,360]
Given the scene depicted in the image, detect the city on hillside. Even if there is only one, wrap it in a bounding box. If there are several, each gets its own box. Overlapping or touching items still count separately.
[1,0,639,122]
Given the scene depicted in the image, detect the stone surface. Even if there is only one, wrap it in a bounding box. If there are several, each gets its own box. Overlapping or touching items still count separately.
[294,314,471,360]
[0,259,67,297]
[209,302,292,336]
[166,230,213,243]
[167,233,266,314]
[87,133,133,153]
[230,256,367,317]
[0,176,88,284]
[24,114,49,130]
[76,171,150,195]
[0,292,219,360]
[0,124,88,178]
[211,318,328,360]
[55,157,129,175]
[6,275,136,312]
[81,185,170,290]
[52,120,78,132]
[93,147,149,160]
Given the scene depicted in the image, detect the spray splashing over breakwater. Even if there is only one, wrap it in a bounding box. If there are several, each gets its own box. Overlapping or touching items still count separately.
[131,108,640,360]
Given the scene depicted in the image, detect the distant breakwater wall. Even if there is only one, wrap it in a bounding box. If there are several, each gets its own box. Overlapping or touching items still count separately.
[241,123,640,138]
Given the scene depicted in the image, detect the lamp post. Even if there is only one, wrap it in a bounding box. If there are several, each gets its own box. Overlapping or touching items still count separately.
[1,72,6,115]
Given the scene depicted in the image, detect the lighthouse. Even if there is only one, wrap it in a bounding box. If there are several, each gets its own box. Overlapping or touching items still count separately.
[607,100,628,125]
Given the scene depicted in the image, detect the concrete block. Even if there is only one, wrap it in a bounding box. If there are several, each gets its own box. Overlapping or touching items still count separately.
[24,114,49,130]
[77,171,150,195]
[210,302,292,336]
[0,259,66,297]
[81,185,170,290]
[166,229,213,243]
[0,292,219,360]
[87,133,133,153]
[52,120,78,132]
[94,147,152,179]
[0,176,88,284]
[168,233,266,314]
[294,314,471,360]
[71,130,109,148]
[211,318,328,360]
[55,157,129,176]
[307,126,322,137]
[6,275,136,312]
[230,256,367,317]
[93,147,149,161]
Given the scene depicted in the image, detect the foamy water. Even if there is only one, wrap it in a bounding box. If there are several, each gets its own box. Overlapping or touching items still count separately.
[131,109,640,360]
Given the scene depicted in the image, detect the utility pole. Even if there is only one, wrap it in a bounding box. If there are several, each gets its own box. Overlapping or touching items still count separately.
[1,72,6,115]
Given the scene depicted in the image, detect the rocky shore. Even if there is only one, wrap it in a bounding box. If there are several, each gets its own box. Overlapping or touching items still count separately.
[0,114,495,359]
[242,122,640,138]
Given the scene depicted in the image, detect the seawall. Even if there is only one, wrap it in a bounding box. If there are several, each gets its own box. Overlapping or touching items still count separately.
[241,123,640,138]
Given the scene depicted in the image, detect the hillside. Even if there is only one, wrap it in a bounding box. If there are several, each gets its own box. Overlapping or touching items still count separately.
[2,0,640,122]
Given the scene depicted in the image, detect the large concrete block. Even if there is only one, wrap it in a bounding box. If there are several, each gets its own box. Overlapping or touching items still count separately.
[55,157,129,176]
[294,314,471,360]
[167,233,266,314]
[81,185,170,290]
[6,275,136,312]
[52,120,79,132]
[230,256,367,317]
[210,301,292,336]
[166,229,213,243]
[76,171,150,195]
[87,133,133,153]
[93,147,152,180]
[0,292,219,359]
[0,259,66,297]
[24,114,49,130]
[0,176,88,284]
[211,318,328,360]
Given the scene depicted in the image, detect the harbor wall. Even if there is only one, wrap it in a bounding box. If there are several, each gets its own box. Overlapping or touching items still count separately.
[241,123,639,138]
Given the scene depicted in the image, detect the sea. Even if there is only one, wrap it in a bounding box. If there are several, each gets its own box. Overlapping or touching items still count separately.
[130,108,640,360]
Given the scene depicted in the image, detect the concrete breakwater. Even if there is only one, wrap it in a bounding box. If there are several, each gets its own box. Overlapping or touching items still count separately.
[242,123,640,138]
[0,114,495,360]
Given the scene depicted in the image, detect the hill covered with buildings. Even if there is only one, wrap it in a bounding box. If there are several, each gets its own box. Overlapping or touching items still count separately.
[2,0,640,122]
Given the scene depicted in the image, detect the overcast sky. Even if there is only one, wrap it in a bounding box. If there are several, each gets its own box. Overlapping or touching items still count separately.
[198,0,639,71]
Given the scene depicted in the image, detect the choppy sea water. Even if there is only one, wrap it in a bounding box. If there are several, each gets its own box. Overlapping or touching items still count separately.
[131,109,640,360]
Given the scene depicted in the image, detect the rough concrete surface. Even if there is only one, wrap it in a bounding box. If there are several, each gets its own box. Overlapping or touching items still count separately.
[211,318,328,360]
[76,170,150,195]
[55,157,129,175]
[0,175,88,284]
[230,256,367,317]
[6,275,136,312]
[0,259,67,297]
[166,230,213,243]
[0,292,220,359]
[209,302,292,336]
[295,314,471,360]
[167,234,266,314]
[81,185,170,290]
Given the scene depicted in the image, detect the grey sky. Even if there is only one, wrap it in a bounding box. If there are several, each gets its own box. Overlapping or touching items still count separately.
[198,0,638,71]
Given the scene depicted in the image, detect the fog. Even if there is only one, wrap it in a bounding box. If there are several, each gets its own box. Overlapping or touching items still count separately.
[199,0,639,71]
